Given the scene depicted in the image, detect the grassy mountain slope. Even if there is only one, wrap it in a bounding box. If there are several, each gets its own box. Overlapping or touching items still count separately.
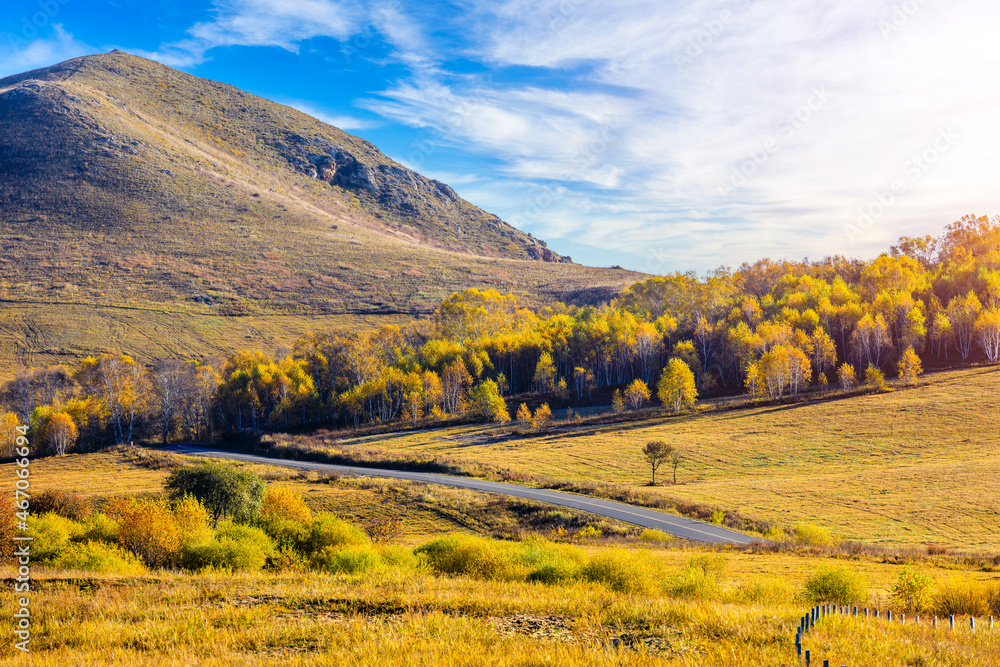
[0,51,640,374]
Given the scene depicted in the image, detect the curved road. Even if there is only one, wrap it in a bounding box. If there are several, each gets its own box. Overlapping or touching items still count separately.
[168,445,761,546]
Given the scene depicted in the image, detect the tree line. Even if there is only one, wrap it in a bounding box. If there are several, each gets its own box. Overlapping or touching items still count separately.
[2,215,999,457]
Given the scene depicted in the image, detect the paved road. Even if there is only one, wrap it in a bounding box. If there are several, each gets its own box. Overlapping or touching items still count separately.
[169,445,761,545]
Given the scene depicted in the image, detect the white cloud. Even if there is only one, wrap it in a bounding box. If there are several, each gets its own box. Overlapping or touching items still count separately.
[361,0,1000,270]
[0,25,92,78]
[285,100,378,131]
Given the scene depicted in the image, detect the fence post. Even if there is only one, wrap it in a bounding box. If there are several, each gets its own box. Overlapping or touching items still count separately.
[853,606,858,617]
[971,617,975,633]
[990,616,994,630]
[887,610,892,622]
[950,615,955,630]
[901,613,905,625]
[805,649,811,666]
[864,608,869,618]
[933,616,937,628]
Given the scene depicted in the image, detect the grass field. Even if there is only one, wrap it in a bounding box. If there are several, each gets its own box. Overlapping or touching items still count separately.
[5,436,1000,664]
[316,366,1000,551]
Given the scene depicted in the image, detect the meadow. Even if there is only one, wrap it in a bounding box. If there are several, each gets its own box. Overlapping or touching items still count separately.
[4,435,1000,665]
[292,365,1000,551]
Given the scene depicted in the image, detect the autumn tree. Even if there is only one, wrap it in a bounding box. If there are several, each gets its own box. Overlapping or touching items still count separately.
[974,308,1000,362]
[611,389,625,414]
[898,346,923,386]
[838,363,857,391]
[532,403,553,431]
[515,403,532,431]
[642,440,674,486]
[532,352,556,394]
[948,292,982,360]
[441,360,472,415]
[0,411,20,458]
[76,354,146,445]
[851,313,893,369]
[624,379,651,411]
[469,379,510,423]
[657,358,698,414]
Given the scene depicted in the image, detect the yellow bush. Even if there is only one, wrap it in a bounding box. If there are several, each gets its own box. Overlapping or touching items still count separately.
[638,528,674,543]
[794,522,834,546]
[729,577,795,605]
[112,498,182,568]
[28,513,81,562]
[581,549,663,595]
[932,576,996,616]
[415,533,524,581]
[261,485,313,524]
[803,565,868,605]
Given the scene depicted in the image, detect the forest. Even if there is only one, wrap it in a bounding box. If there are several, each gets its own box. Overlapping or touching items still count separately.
[2,214,999,457]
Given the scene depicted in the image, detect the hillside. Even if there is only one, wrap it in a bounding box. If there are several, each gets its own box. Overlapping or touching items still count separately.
[0,51,641,373]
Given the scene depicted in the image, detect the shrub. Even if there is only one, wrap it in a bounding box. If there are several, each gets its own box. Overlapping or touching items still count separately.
[184,523,276,572]
[75,512,120,544]
[803,565,868,605]
[932,577,996,616]
[267,546,308,573]
[363,515,403,544]
[172,494,213,547]
[730,578,795,605]
[532,403,553,432]
[376,544,419,571]
[890,566,935,613]
[257,515,310,551]
[33,489,91,521]
[638,528,674,543]
[110,498,181,568]
[314,545,381,574]
[764,525,787,542]
[575,525,603,540]
[416,534,522,581]
[794,522,834,547]
[520,539,585,585]
[28,512,81,562]
[580,549,662,595]
[165,460,266,526]
[261,485,312,524]
[665,555,726,601]
[300,514,369,556]
[864,364,889,392]
[54,540,146,575]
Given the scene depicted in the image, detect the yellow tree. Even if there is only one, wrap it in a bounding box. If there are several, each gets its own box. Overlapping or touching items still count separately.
[624,379,651,411]
[809,328,837,379]
[515,403,532,430]
[898,346,923,386]
[974,308,1000,362]
[76,353,145,445]
[532,352,556,393]
[0,412,19,458]
[657,358,698,414]
[838,363,857,391]
[851,313,893,369]
[947,292,982,360]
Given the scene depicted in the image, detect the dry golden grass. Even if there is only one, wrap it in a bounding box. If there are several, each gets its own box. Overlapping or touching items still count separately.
[334,366,1000,550]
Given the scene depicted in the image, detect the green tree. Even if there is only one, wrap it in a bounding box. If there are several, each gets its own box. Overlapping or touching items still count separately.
[469,379,510,423]
[656,358,698,414]
[165,461,266,527]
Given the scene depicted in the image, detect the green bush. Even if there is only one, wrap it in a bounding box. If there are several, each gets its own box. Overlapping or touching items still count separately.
[794,522,834,547]
[75,512,120,544]
[256,515,310,550]
[314,545,381,574]
[299,514,369,556]
[580,549,662,595]
[415,534,522,581]
[28,513,81,562]
[54,540,146,575]
[184,522,276,572]
[519,539,585,585]
[803,565,868,605]
[376,544,419,571]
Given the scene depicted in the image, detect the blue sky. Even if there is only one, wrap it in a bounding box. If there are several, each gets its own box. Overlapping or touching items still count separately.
[2,0,998,273]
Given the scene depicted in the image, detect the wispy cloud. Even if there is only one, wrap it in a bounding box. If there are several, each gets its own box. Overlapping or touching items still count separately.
[0,25,92,78]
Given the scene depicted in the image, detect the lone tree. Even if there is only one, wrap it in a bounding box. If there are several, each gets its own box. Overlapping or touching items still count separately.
[642,440,674,486]
[165,460,266,527]
[669,450,682,484]
[657,358,698,414]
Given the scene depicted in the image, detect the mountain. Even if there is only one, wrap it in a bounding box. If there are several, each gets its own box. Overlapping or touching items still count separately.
[0,51,641,373]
